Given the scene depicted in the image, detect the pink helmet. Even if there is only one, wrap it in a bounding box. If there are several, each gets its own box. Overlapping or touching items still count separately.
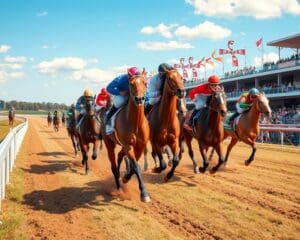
[128,66,140,76]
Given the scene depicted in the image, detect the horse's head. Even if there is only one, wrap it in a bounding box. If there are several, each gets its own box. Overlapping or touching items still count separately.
[210,86,227,118]
[128,69,147,106]
[85,97,96,116]
[164,68,185,99]
[253,93,272,119]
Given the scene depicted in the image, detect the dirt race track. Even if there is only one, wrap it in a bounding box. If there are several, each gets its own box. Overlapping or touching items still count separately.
[10,116,300,239]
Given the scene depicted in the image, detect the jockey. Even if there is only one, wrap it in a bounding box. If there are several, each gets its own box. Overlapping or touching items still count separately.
[187,75,221,127]
[95,87,110,111]
[66,103,76,127]
[75,88,94,128]
[104,66,141,134]
[227,88,260,124]
[144,63,174,115]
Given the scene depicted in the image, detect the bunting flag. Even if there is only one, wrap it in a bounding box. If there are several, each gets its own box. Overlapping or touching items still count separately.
[219,49,230,55]
[196,57,205,68]
[182,68,188,79]
[232,55,238,67]
[192,68,198,78]
[211,50,223,62]
[205,57,214,66]
[256,37,263,48]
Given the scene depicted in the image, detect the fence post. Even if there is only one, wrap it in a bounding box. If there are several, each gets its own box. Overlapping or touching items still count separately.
[280,131,284,146]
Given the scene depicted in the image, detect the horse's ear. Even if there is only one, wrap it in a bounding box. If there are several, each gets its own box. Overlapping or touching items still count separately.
[142,68,147,76]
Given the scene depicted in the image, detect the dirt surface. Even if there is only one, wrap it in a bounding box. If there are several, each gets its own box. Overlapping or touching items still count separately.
[17,116,300,239]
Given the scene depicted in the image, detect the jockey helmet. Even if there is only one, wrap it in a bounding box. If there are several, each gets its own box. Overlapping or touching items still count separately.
[249,88,260,96]
[128,66,140,76]
[158,63,172,73]
[83,88,93,97]
[100,87,108,95]
[208,75,220,85]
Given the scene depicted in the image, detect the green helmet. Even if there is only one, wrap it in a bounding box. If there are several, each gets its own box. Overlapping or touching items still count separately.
[249,88,259,96]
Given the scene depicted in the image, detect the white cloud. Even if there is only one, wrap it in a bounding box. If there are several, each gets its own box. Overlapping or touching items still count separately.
[0,63,23,70]
[37,11,48,17]
[71,68,116,83]
[254,52,279,67]
[140,23,178,38]
[0,45,11,53]
[42,45,49,49]
[4,56,28,63]
[185,0,300,19]
[37,57,87,74]
[175,21,231,40]
[137,41,194,51]
[0,70,24,83]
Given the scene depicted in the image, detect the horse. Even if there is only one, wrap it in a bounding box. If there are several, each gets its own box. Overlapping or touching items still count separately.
[66,111,81,156]
[211,92,271,167]
[47,112,53,127]
[101,70,150,202]
[143,98,187,171]
[8,109,15,127]
[147,68,185,182]
[182,87,227,174]
[53,111,60,132]
[77,98,101,175]
[61,113,66,127]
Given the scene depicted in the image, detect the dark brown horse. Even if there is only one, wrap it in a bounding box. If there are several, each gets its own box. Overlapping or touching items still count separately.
[147,68,185,182]
[47,112,53,127]
[77,98,101,175]
[183,88,227,174]
[66,111,80,156]
[61,113,66,127]
[215,93,271,167]
[8,108,15,127]
[97,96,112,150]
[102,70,150,202]
[53,111,60,132]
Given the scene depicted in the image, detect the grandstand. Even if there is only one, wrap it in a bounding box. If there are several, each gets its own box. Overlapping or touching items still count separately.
[184,33,300,112]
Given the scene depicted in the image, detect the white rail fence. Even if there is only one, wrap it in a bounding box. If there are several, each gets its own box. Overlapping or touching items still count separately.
[0,118,28,210]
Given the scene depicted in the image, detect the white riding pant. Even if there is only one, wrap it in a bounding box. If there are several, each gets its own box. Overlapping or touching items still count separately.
[194,95,208,110]
[113,95,128,108]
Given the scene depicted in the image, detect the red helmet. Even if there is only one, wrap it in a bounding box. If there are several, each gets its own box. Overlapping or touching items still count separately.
[208,75,220,84]
[128,66,140,76]
[100,87,108,95]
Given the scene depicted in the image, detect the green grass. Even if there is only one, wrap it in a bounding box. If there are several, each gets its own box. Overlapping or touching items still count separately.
[0,148,27,240]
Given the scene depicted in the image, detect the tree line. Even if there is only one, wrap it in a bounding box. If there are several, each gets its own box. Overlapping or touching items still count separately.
[3,100,69,111]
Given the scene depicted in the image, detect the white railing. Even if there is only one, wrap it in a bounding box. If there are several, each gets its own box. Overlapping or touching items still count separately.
[0,118,28,210]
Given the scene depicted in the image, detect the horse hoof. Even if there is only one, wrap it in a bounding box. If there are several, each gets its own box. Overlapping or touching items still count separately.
[92,155,97,160]
[85,170,90,175]
[194,166,199,174]
[199,167,206,173]
[164,176,169,183]
[152,167,162,173]
[245,160,252,166]
[122,177,129,184]
[168,160,173,167]
[81,160,85,165]
[209,167,217,174]
[141,195,151,203]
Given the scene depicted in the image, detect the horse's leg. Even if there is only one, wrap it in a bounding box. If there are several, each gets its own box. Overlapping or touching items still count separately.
[208,148,215,161]
[198,144,209,173]
[106,140,121,190]
[185,133,199,174]
[151,151,159,169]
[151,143,166,173]
[143,147,148,171]
[165,139,180,182]
[92,140,99,160]
[116,149,126,174]
[224,138,238,167]
[80,144,89,175]
[210,144,225,174]
[128,146,150,202]
[165,146,173,167]
[245,143,256,166]
[71,135,77,156]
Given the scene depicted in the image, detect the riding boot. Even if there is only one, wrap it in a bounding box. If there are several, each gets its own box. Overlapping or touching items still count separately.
[104,106,118,126]
[76,113,83,130]
[188,109,200,127]
[228,112,239,124]
[144,103,153,115]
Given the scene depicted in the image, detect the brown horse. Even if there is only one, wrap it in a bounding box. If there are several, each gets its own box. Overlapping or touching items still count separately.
[47,112,53,127]
[221,93,271,167]
[147,68,185,182]
[8,109,15,127]
[183,88,227,174]
[66,111,81,156]
[102,70,150,202]
[77,98,101,175]
[53,111,60,132]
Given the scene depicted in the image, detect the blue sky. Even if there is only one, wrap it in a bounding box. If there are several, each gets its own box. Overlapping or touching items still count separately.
[1,0,300,104]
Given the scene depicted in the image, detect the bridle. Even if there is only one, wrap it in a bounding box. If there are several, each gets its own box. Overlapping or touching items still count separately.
[129,74,146,105]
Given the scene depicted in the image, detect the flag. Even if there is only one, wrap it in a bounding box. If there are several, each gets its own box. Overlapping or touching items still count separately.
[235,49,246,55]
[192,68,198,78]
[211,50,223,62]
[232,55,238,67]
[219,49,229,55]
[182,69,188,79]
[256,37,263,48]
